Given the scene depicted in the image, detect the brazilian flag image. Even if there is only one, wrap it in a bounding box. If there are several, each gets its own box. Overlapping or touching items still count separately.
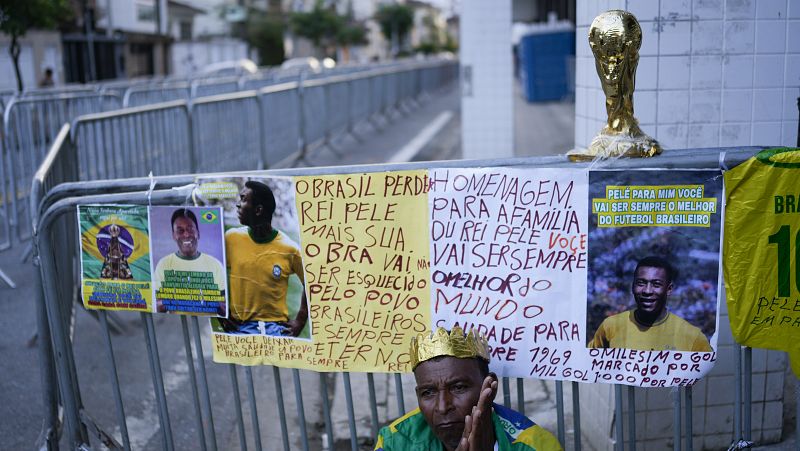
[79,205,153,312]
[199,209,219,224]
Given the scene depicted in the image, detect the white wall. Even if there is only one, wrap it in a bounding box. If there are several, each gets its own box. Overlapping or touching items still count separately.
[575,0,800,152]
[460,0,513,159]
[96,0,158,34]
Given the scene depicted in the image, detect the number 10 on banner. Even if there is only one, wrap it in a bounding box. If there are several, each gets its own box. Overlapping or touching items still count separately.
[768,225,800,297]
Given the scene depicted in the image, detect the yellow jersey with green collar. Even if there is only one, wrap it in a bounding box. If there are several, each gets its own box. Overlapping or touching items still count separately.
[225,227,304,322]
[588,310,712,351]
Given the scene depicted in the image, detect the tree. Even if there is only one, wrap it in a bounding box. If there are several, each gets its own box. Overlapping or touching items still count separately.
[289,0,343,57]
[0,0,72,91]
[374,3,413,57]
[245,11,285,66]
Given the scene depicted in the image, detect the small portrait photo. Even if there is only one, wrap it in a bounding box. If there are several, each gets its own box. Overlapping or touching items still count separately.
[149,206,227,317]
[195,176,311,340]
[585,170,721,352]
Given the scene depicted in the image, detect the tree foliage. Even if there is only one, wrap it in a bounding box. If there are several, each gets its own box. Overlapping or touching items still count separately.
[289,1,342,52]
[374,3,413,51]
[245,11,285,66]
[289,0,369,59]
[0,0,72,91]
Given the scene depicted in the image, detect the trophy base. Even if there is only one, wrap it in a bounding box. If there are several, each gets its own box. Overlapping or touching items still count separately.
[567,132,662,162]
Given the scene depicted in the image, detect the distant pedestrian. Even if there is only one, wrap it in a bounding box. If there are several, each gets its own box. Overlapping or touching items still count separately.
[39,68,54,88]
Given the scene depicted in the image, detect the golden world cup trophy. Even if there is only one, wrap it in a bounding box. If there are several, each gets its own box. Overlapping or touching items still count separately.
[568,10,662,162]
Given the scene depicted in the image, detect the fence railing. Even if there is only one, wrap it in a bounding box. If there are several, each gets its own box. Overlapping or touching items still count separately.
[2,93,122,246]
[1,59,456,272]
[31,141,799,450]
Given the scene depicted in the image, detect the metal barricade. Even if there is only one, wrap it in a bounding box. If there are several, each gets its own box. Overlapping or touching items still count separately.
[71,100,193,181]
[323,77,350,140]
[123,83,191,108]
[348,76,372,131]
[191,91,263,172]
[191,76,242,98]
[241,72,278,91]
[299,79,329,153]
[258,82,301,167]
[3,93,121,242]
[32,147,787,451]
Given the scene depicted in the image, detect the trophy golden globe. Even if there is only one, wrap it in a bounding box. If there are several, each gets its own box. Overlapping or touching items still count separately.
[568,10,661,162]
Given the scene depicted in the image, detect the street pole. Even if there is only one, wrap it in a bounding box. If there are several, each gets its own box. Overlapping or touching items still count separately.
[84,5,97,82]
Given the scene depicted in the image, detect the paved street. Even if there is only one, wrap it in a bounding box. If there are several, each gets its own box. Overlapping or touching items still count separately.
[0,82,579,450]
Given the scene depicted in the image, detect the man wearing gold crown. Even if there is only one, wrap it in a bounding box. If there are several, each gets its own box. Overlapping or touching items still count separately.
[374,327,562,451]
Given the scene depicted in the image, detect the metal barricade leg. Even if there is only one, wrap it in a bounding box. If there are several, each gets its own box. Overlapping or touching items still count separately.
[394,373,405,416]
[100,311,132,451]
[244,367,263,451]
[744,347,752,442]
[614,384,624,451]
[503,377,512,408]
[191,316,218,451]
[34,269,58,449]
[320,372,335,451]
[556,380,566,447]
[141,313,175,451]
[572,382,582,451]
[673,388,682,451]
[735,345,742,441]
[685,385,693,451]
[180,316,208,451]
[628,386,636,451]
[291,369,310,451]
[228,365,247,451]
[367,373,380,440]
[343,373,358,451]
[37,238,87,447]
[272,366,290,451]
[0,267,16,288]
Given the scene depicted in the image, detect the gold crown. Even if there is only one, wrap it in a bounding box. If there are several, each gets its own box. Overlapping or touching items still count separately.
[409,326,490,369]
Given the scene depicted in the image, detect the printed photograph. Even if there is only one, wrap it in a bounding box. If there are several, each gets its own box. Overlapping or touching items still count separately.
[195,176,311,339]
[149,206,227,316]
[585,170,721,352]
[78,205,152,311]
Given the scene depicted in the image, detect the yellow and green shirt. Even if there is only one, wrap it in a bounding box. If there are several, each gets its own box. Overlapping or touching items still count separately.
[225,227,304,322]
[588,310,713,352]
[374,403,562,451]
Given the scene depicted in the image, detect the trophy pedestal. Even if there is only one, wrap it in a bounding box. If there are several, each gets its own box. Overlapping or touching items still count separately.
[568,130,661,162]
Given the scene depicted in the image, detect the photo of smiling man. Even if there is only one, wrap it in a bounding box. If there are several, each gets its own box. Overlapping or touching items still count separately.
[150,206,227,316]
[588,256,712,352]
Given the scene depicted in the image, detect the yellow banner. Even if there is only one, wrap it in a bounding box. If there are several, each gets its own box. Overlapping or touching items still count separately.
[592,184,716,227]
[211,171,431,371]
[724,148,800,376]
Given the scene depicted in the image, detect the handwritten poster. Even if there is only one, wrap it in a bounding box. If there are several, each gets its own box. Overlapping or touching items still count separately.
[293,170,431,372]
[149,206,228,316]
[79,205,152,312]
[724,148,800,377]
[429,168,721,387]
